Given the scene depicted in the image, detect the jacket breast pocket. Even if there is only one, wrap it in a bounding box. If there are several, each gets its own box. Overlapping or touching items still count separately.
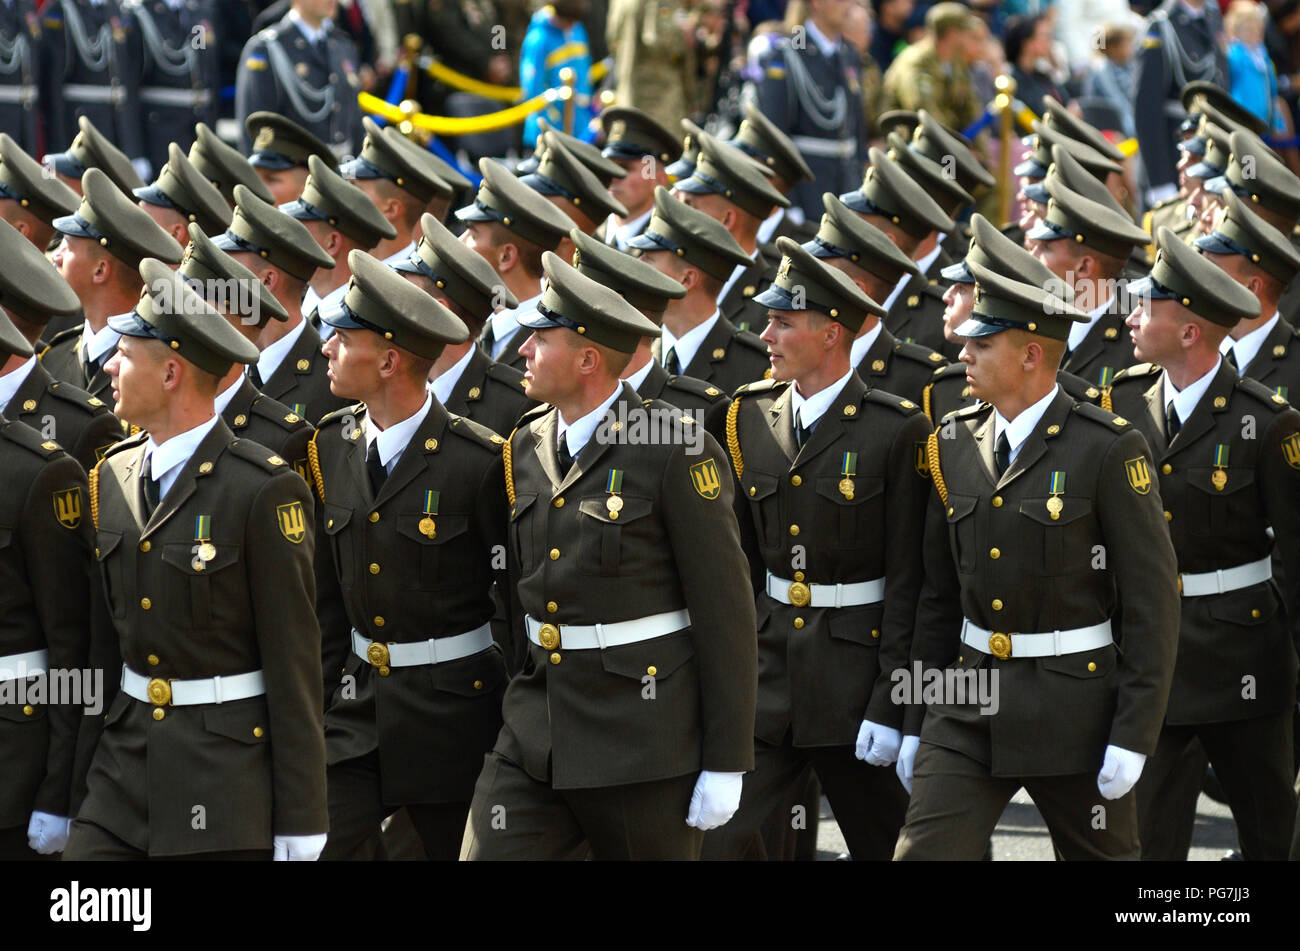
[578,496,654,576]
[1019,496,1094,576]
[945,493,979,574]
[1184,467,1257,538]
[741,470,781,548]
[396,513,471,590]
[816,476,884,549]
[95,530,125,619]
[161,542,242,628]
[509,492,537,571]
[323,503,354,585]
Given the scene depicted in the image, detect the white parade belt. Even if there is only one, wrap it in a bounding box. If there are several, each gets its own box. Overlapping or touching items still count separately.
[1178,557,1272,598]
[525,610,691,651]
[0,649,49,682]
[121,664,264,706]
[352,623,493,672]
[765,571,885,608]
[960,617,1113,661]
[64,83,126,104]
[791,135,856,159]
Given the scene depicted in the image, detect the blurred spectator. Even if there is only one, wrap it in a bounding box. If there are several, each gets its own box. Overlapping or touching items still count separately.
[881,1,983,132]
[607,0,697,135]
[1056,0,1136,71]
[1005,12,1070,107]
[870,0,914,70]
[1081,21,1138,136]
[522,0,596,146]
[1226,0,1287,131]
[844,0,886,137]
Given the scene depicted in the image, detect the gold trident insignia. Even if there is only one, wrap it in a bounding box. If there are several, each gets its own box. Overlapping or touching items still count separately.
[52,488,82,529]
[689,459,722,500]
[1283,432,1300,471]
[277,501,306,543]
[1124,457,1152,495]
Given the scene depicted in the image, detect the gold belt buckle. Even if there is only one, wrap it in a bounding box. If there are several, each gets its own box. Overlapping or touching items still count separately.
[537,623,561,651]
[987,632,1012,660]
[146,677,172,706]
[787,581,811,608]
[366,642,392,677]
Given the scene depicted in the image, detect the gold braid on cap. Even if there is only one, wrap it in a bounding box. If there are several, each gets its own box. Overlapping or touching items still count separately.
[925,430,947,506]
[89,457,103,531]
[725,396,744,479]
[922,382,934,423]
[1100,387,1114,413]
[503,427,517,507]
[307,429,326,501]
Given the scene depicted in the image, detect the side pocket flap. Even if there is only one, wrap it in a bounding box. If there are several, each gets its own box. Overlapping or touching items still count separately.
[202,700,271,744]
[827,604,886,646]
[599,632,696,680]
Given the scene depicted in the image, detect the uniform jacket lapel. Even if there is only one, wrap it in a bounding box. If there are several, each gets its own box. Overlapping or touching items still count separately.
[223,377,260,430]
[530,409,565,488]
[995,388,1072,491]
[1141,375,1168,456]
[767,386,799,464]
[555,383,637,494]
[1165,361,1236,458]
[792,373,864,469]
[141,419,232,541]
[682,317,736,382]
[636,360,670,401]
[445,347,491,415]
[971,413,1001,487]
[372,400,450,509]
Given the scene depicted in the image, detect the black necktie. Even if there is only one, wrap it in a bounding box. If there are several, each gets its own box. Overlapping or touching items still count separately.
[247,363,263,389]
[664,347,681,376]
[140,467,160,518]
[83,354,100,387]
[480,323,495,355]
[557,435,574,473]
[1165,402,1181,441]
[793,411,810,449]
[1225,348,1239,371]
[365,441,387,496]
[994,431,1011,477]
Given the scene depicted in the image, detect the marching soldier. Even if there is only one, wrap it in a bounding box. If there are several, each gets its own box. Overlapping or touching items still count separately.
[462,252,757,860]
[895,259,1181,860]
[340,117,454,266]
[799,193,945,405]
[1011,123,1124,247]
[598,107,676,252]
[0,220,122,472]
[1107,226,1300,861]
[0,134,79,252]
[458,158,578,372]
[123,0,220,172]
[179,221,314,470]
[39,0,147,177]
[672,133,788,334]
[925,214,1101,423]
[309,252,511,861]
[0,309,94,859]
[702,237,932,860]
[1028,179,1151,391]
[0,0,41,154]
[42,167,184,404]
[280,153,395,328]
[630,187,770,395]
[728,102,816,246]
[519,118,626,186]
[394,213,536,438]
[234,0,365,163]
[187,121,276,209]
[568,227,728,422]
[47,114,145,198]
[65,259,327,860]
[211,183,345,424]
[133,141,233,247]
[521,135,627,254]
[242,110,339,208]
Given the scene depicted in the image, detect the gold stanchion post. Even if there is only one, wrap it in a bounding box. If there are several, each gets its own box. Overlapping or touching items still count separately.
[994,74,1017,228]
[559,67,576,136]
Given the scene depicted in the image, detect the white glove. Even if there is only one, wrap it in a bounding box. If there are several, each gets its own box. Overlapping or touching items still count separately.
[273,832,328,861]
[1096,744,1147,800]
[855,718,902,766]
[130,157,153,182]
[685,770,743,830]
[26,811,71,854]
[896,735,921,794]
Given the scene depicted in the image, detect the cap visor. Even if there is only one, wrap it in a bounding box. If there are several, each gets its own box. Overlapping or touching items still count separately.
[52,213,94,239]
[211,232,242,252]
[664,158,695,180]
[514,155,540,176]
[1178,138,1207,156]
[801,239,834,259]
[837,190,869,213]
[672,175,713,195]
[939,260,973,283]
[753,285,797,311]
[107,311,155,338]
[390,256,421,274]
[519,172,564,197]
[248,151,295,171]
[1022,181,1049,204]
[1203,175,1230,197]
[954,316,1010,338]
[50,153,82,179]
[1025,221,1063,243]
[277,198,326,222]
[339,158,381,180]
[1185,161,1223,180]
[320,303,365,330]
[1192,232,1239,255]
[1012,158,1047,179]
[1125,275,1177,300]
[516,309,565,331]
[454,203,493,224]
[602,142,650,162]
[133,183,174,208]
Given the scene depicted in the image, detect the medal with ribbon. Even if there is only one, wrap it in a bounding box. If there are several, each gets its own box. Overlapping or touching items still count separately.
[605,469,624,518]
[1211,444,1229,491]
[1046,471,1066,520]
[192,515,215,571]
[839,452,857,500]
[420,490,439,538]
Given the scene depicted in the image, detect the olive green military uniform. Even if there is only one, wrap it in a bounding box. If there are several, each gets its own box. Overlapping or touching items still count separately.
[924,361,1102,425]
[606,0,695,136]
[880,37,980,136]
[463,254,757,860]
[435,348,534,438]
[187,121,275,209]
[895,263,1181,861]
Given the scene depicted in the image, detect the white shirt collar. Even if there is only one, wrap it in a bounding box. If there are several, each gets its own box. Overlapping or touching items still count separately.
[302,285,322,317]
[881,273,910,314]
[756,207,786,246]
[915,244,943,277]
[213,376,244,417]
[0,356,37,412]
[82,319,124,365]
[790,367,854,430]
[804,19,842,58]
[661,309,721,373]
[1068,296,1114,352]
[993,384,1060,464]
[381,241,418,266]
[489,291,541,360]
[716,253,756,309]
[1163,357,1222,426]
[144,413,221,500]
[289,9,332,44]
[256,318,307,384]
[364,391,433,471]
[622,357,655,391]
[608,209,652,251]
[558,381,622,458]
[1221,311,1278,376]
[850,320,884,370]
[429,345,476,405]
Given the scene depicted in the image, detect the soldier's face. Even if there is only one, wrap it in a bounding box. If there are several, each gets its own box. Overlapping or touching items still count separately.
[323,326,388,401]
[52,235,101,303]
[460,222,502,273]
[519,327,581,404]
[1017,197,1045,235]
[1196,194,1223,236]
[609,158,660,217]
[674,190,733,230]
[759,309,836,383]
[941,281,974,341]
[257,166,310,207]
[1125,297,1184,365]
[105,337,168,424]
[959,331,1024,403]
[1031,236,1075,283]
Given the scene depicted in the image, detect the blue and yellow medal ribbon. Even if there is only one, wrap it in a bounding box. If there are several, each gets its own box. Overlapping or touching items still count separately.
[1098,366,1115,388]
[420,490,439,537]
[1046,471,1066,520]
[1212,444,1229,490]
[1276,386,1289,401]
[839,452,857,500]
[605,469,624,517]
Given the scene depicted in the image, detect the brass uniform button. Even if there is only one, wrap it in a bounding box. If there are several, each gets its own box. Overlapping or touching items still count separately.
[1087,662,1097,672]
[871,629,880,639]
[646,666,657,676]
[1251,608,1261,618]
[297,359,310,371]
[549,548,560,560]
[140,597,152,610]
[748,486,756,496]
[790,475,802,486]
[199,461,213,474]
[992,496,1003,507]
[22,705,33,716]
[789,524,799,536]
[147,654,160,667]
[1161,464,1172,475]
[793,617,804,629]
[139,540,151,553]
[991,598,1003,611]
[1164,511,1173,522]
[373,616,385,627]
[989,548,1000,559]
[369,563,380,574]
[153,708,165,721]
[233,414,247,427]
[22,399,36,411]
[550,652,562,665]
[253,727,264,738]
[793,571,804,581]
[368,512,380,522]
[553,497,565,508]
[547,600,558,614]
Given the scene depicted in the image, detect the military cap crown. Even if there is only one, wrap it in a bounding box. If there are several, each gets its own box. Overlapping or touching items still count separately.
[246,111,338,171]
[676,132,790,218]
[456,157,578,249]
[53,115,144,197]
[393,212,518,318]
[522,136,628,221]
[325,249,470,360]
[110,258,262,375]
[959,260,1089,340]
[627,186,752,280]
[0,133,79,225]
[520,251,661,353]
[1180,81,1269,136]
[941,213,1073,299]
[0,308,33,359]
[339,117,453,204]
[1017,121,1123,182]
[1129,226,1261,327]
[134,142,233,236]
[732,101,813,184]
[1210,128,1300,228]
[601,106,683,166]
[1041,97,1125,164]
[190,122,275,206]
[844,146,953,238]
[180,222,289,325]
[569,227,685,321]
[805,192,920,284]
[1023,143,1127,213]
[54,167,184,269]
[665,118,705,179]
[877,110,919,139]
[885,130,973,215]
[283,153,397,248]
[215,183,335,280]
[1184,118,1233,180]
[910,109,994,192]
[1195,189,1300,284]
[0,217,79,330]
[1029,177,1152,260]
[528,119,628,186]
[756,235,884,332]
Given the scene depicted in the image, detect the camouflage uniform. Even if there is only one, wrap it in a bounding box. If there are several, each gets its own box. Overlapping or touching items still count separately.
[606,0,694,135]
